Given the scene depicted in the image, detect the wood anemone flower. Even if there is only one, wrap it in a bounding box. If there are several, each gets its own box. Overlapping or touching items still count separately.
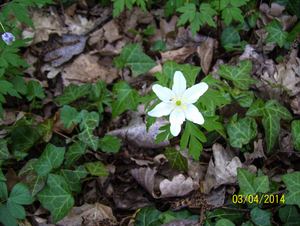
[2,32,15,45]
[148,71,208,136]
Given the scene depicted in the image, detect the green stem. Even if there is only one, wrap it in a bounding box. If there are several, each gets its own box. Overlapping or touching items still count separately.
[72,121,80,133]
[0,22,6,33]
[29,97,35,114]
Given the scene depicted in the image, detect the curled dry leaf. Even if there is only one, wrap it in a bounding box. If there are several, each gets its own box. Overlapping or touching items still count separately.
[56,203,116,226]
[107,104,170,149]
[197,38,214,75]
[244,139,266,165]
[203,143,244,194]
[62,53,118,87]
[161,46,197,64]
[44,34,87,67]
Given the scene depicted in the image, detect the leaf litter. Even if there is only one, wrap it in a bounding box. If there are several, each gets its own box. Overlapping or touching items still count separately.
[2,1,300,225]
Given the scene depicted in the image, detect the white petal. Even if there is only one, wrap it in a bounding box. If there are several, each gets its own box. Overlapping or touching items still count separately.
[170,110,185,136]
[152,84,174,101]
[184,82,208,104]
[172,71,186,95]
[148,102,172,117]
[184,104,205,125]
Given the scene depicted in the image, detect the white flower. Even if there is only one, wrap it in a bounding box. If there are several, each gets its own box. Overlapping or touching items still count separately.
[2,32,15,45]
[148,71,208,136]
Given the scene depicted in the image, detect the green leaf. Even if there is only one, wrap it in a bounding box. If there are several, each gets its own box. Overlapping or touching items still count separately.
[154,124,174,143]
[273,0,300,18]
[39,118,54,142]
[246,98,292,151]
[216,60,258,89]
[54,83,92,106]
[0,182,8,199]
[279,205,300,225]
[60,105,82,129]
[87,79,107,102]
[153,40,167,52]
[112,0,133,17]
[287,21,300,42]
[164,147,188,172]
[135,205,162,226]
[33,143,65,177]
[0,139,11,160]
[58,165,88,193]
[98,135,120,153]
[11,125,40,153]
[18,159,45,196]
[165,0,184,17]
[6,201,25,219]
[250,207,272,226]
[10,76,27,95]
[281,171,300,207]
[0,80,21,101]
[292,120,300,151]
[78,119,99,151]
[180,121,206,161]
[84,161,109,177]
[8,182,35,205]
[162,60,183,80]
[227,114,257,148]
[112,81,139,118]
[112,43,158,77]
[264,19,289,48]
[65,141,88,169]
[37,174,74,223]
[207,208,245,224]
[0,204,17,226]
[6,3,34,29]
[237,168,270,196]
[199,3,218,27]
[26,80,45,101]
[221,25,243,52]
[215,219,235,226]
[143,25,155,35]
[176,3,196,26]
[79,110,99,131]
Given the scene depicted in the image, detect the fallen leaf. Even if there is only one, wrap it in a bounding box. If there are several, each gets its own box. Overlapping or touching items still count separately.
[197,38,214,75]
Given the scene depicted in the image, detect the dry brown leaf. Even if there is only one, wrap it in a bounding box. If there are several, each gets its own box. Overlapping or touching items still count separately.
[56,203,116,226]
[107,104,170,149]
[130,167,156,196]
[203,143,243,194]
[206,185,226,206]
[62,53,118,86]
[43,34,87,67]
[103,20,122,43]
[41,64,63,79]
[88,28,104,46]
[22,49,38,77]
[197,38,214,75]
[244,139,266,165]
[161,46,197,64]
[65,14,94,35]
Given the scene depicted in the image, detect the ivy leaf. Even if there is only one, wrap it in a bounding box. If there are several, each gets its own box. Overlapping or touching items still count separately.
[87,79,107,102]
[0,204,17,226]
[0,139,11,160]
[84,161,109,177]
[54,83,92,106]
[33,143,65,177]
[250,207,272,226]
[286,21,300,41]
[216,60,258,89]
[164,147,188,172]
[112,81,139,119]
[79,110,99,131]
[58,165,88,193]
[37,174,74,223]
[112,43,157,77]
[281,171,300,207]
[153,40,167,52]
[180,121,206,161]
[279,205,300,225]
[98,135,120,153]
[78,119,99,151]
[18,159,45,197]
[6,201,25,219]
[246,98,292,151]
[65,141,88,169]
[26,80,45,101]
[292,120,300,151]
[60,105,82,129]
[221,25,246,52]
[135,205,162,226]
[237,168,270,196]
[39,118,54,142]
[8,182,35,205]
[11,125,41,153]
[264,19,289,48]
[215,219,235,226]
[227,114,257,148]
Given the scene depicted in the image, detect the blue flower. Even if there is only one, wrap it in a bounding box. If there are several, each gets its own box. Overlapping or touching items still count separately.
[2,32,15,45]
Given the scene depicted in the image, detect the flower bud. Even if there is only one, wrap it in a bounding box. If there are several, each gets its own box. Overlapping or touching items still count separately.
[2,32,15,45]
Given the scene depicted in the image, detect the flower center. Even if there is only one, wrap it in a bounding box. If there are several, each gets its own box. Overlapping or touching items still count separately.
[171,94,187,112]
